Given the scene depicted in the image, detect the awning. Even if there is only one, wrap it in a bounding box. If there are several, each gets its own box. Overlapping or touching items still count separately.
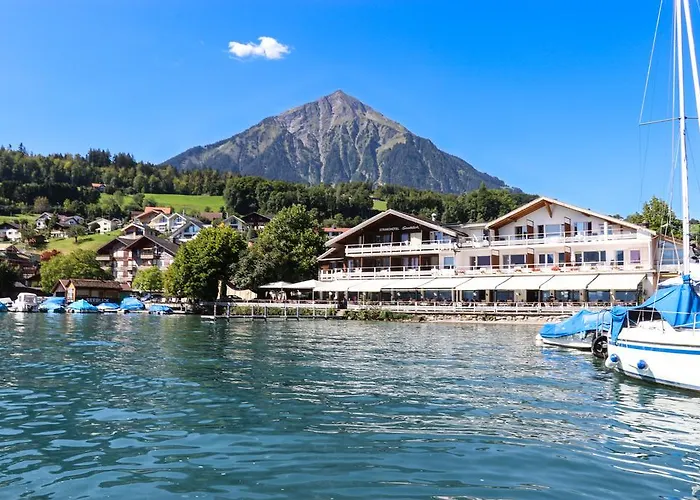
[495,275,554,290]
[283,279,321,289]
[455,276,510,290]
[347,280,394,293]
[540,274,598,291]
[259,281,291,289]
[382,278,435,290]
[587,273,647,291]
[419,277,473,289]
[314,281,354,292]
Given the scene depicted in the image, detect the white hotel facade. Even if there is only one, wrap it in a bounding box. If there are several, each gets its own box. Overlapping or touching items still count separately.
[316,197,683,304]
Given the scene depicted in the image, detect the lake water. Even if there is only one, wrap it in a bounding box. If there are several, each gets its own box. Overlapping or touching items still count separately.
[0,314,699,499]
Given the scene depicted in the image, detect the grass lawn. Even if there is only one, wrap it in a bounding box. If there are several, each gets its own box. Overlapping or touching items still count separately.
[0,214,39,224]
[44,230,122,253]
[372,199,387,211]
[102,193,225,214]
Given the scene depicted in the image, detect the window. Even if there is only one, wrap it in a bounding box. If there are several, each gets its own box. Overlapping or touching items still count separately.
[495,290,514,302]
[599,223,613,236]
[583,251,606,263]
[476,255,491,267]
[574,221,592,235]
[558,252,567,264]
[588,290,611,302]
[401,233,410,242]
[630,249,642,264]
[511,254,526,265]
[615,250,624,266]
[615,290,638,303]
[545,224,562,237]
[515,226,524,239]
[575,252,583,265]
[402,257,419,269]
[443,256,455,269]
[538,253,554,264]
[660,248,679,265]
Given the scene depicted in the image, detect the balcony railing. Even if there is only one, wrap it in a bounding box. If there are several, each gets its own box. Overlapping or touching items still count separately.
[319,262,652,281]
[484,230,640,248]
[344,239,455,256]
[96,254,111,262]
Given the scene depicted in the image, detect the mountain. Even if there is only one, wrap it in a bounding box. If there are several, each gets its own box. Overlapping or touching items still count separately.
[164,90,512,193]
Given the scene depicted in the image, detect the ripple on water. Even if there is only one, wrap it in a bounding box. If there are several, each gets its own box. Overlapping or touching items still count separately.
[0,315,699,499]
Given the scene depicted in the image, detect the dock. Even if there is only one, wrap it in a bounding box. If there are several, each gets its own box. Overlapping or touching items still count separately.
[201,302,339,322]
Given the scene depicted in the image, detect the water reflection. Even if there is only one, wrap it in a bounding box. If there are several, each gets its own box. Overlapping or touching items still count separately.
[0,314,698,499]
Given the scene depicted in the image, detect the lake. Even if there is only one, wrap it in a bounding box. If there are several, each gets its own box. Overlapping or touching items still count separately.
[0,314,699,499]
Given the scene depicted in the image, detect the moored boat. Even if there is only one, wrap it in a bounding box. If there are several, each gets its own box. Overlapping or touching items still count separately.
[537,309,610,356]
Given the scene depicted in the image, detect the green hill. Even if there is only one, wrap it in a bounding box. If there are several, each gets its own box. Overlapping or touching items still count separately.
[102,193,225,214]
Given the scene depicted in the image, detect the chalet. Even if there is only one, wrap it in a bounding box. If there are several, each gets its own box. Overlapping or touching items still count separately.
[133,207,172,225]
[169,217,205,244]
[222,214,248,233]
[88,217,118,234]
[0,222,21,242]
[242,212,272,231]
[148,212,187,234]
[35,213,84,231]
[121,221,160,239]
[52,278,128,304]
[0,244,39,282]
[96,234,179,283]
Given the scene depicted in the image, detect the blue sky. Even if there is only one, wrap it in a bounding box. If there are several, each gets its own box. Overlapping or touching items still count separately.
[1,0,697,217]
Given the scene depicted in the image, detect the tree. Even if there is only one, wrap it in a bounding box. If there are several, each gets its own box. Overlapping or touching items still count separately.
[0,261,21,296]
[39,249,111,293]
[234,204,326,289]
[33,196,51,214]
[165,225,245,300]
[66,224,87,243]
[132,266,163,292]
[626,196,682,236]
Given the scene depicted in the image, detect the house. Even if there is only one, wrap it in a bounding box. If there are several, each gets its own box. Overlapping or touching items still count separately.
[317,198,674,305]
[35,213,84,231]
[0,243,39,281]
[96,234,179,283]
[148,212,187,234]
[51,278,128,304]
[169,217,205,244]
[221,214,249,233]
[121,220,160,239]
[323,227,350,239]
[0,222,21,242]
[88,217,118,234]
[35,212,53,230]
[242,212,272,231]
[91,183,106,193]
[132,207,172,225]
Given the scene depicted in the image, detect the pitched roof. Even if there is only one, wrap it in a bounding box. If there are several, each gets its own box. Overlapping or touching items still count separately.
[68,279,123,290]
[0,221,19,229]
[169,217,205,238]
[223,214,247,225]
[123,234,179,255]
[323,227,350,233]
[324,209,461,247]
[96,236,133,254]
[144,206,172,215]
[199,211,223,222]
[484,196,654,233]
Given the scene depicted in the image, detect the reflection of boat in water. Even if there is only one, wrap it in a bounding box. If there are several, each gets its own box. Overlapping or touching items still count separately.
[606,0,700,392]
[536,309,610,356]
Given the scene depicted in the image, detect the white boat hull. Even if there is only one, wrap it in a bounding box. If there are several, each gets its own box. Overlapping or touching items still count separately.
[536,333,592,350]
[607,320,700,392]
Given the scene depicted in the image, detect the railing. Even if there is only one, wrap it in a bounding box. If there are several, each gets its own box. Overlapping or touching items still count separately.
[344,239,455,256]
[96,255,111,262]
[484,230,640,248]
[319,262,653,280]
[345,301,618,315]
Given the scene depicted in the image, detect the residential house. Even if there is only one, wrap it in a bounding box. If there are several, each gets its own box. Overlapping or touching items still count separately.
[169,217,205,244]
[132,207,172,225]
[242,212,272,232]
[317,198,675,305]
[51,278,127,304]
[222,214,249,233]
[0,244,39,282]
[88,217,118,234]
[0,222,21,242]
[91,183,106,193]
[323,227,350,239]
[36,213,84,232]
[96,235,179,283]
[148,212,187,235]
[199,212,223,223]
[121,221,160,239]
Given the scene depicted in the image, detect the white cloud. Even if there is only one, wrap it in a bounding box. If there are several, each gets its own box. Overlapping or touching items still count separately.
[227,36,290,60]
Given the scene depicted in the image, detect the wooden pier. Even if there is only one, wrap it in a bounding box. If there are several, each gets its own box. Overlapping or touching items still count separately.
[202,302,339,322]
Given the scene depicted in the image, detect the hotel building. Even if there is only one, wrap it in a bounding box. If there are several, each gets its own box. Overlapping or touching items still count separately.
[317,197,682,304]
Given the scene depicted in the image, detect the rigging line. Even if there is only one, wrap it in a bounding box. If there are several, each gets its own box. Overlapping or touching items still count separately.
[640,0,666,124]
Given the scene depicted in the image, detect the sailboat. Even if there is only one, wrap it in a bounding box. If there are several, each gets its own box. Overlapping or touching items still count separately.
[605,0,700,391]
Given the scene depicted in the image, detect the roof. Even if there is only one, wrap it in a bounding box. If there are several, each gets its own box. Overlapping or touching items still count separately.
[242,212,272,222]
[169,217,205,238]
[63,279,123,290]
[122,234,179,255]
[199,212,223,222]
[223,214,247,225]
[144,206,172,215]
[96,236,133,254]
[0,221,19,229]
[91,182,105,188]
[484,196,653,233]
[325,209,461,247]
[323,227,350,233]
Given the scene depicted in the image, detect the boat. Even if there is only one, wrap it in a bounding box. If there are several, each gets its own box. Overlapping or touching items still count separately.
[66,299,99,313]
[537,309,611,356]
[148,304,173,315]
[0,302,7,313]
[120,296,145,312]
[38,297,66,313]
[97,302,120,313]
[605,0,700,391]
[11,293,38,312]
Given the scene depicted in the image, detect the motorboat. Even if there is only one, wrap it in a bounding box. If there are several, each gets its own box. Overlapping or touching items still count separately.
[11,293,38,312]
[606,0,700,391]
[537,309,610,357]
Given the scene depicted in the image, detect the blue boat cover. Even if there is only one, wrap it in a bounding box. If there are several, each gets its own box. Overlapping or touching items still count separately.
[97,302,120,311]
[0,302,7,312]
[67,299,98,312]
[148,304,173,314]
[539,309,611,338]
[120,297,145,311]
[610,279,700,342]
[38,297,65,312]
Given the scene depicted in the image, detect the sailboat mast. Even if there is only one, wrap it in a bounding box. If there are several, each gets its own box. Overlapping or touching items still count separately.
[676,0,691,276]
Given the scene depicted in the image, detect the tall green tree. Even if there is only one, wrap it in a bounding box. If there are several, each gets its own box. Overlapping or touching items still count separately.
[132,266,163,292]
[66,224,87,243]
[32,196,51,214]
[234,204,326,289]
[0,261,21,296]
[39,250,111,293]
[165,226,245,300]
[626,196,682,236]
